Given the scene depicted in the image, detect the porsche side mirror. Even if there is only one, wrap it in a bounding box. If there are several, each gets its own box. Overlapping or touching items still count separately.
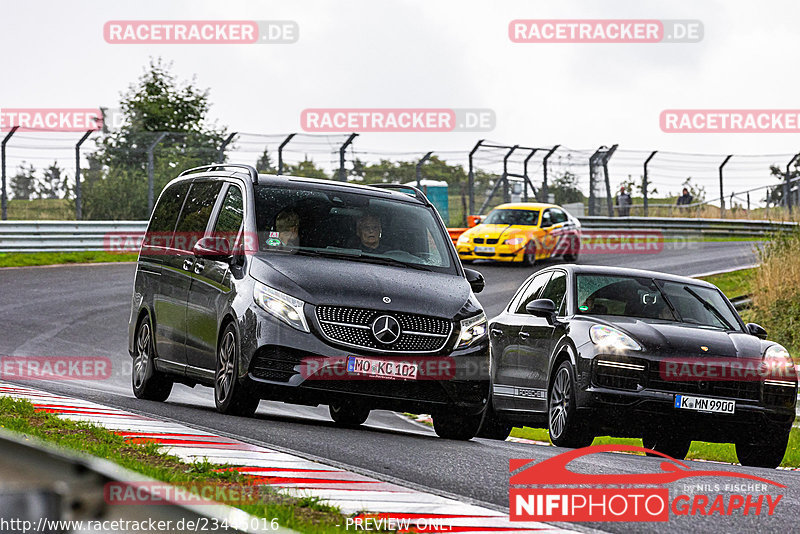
[746,322,767,340]
[526,298,557,322]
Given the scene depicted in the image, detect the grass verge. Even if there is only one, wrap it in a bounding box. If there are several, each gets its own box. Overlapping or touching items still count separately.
[0,396,361,533]
[0,251,137,268]
[509,426,800,467]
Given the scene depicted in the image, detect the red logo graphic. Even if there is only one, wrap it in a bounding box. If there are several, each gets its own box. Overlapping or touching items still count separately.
[510,444,784,523]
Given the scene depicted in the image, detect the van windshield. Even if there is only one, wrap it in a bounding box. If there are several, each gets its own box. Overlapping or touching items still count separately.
[253,184,457,274]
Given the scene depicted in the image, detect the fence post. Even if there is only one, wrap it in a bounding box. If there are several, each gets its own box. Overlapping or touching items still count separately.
[277,133,296,175]
[541,145,559,202]
[643,150,657,217]
[1,126,19,221]
[719,154,733,218]
[416,151,433,189]
[785,153,800,211]
[146,132,167,215]
[337,133,358,181]
[74,130,95,221]
[502,145,519,203]
[217,132,237,163]
[522,148,538,201]
[467,140,484,215]
[602,145,618,217]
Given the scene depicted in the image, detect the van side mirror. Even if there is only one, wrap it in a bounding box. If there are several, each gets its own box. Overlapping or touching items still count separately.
[193,236,233,263]
[464,268,485,294]
[746,322,767,339]
[526,299,557,323]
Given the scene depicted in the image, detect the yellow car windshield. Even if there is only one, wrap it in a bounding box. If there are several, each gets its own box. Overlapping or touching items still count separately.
[482,209,539,226]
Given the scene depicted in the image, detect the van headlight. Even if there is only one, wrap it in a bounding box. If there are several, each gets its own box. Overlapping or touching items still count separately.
[456,312,487,349]
[589,324,641,351]
[253,282,309,332]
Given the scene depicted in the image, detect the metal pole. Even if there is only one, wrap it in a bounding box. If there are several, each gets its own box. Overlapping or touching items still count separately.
[602,144,618,217]
[588,148,603,216]
[146,132,167,215]
[541,145,559,202]
[1,126,19,221]
[785,153,800,210]
[74,129,94,221]
[338,133,358,181]
[278,133,296,175]
[502,145,519,203]
[217,132,237,163]
[522,148,538,201]
[643,150,657,217]
[416,151,434,189]
[719,154,733,218]
[467,140,484,215]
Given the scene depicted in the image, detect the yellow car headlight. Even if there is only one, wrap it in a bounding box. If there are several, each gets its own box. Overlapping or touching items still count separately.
[504,236,525,246]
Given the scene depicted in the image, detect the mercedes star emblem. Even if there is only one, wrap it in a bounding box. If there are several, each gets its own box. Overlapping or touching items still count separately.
[372,315,401,344]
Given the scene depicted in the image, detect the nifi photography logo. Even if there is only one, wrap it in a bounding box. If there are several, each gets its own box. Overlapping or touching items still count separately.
[510,444,784,523]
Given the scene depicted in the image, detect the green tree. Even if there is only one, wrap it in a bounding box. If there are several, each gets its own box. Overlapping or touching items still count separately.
[9,162,36,200]
[285,157,328,179]
[256,148,277,174]
[549,170,585,205]
[37,162,67,199]
[80,57,227,219]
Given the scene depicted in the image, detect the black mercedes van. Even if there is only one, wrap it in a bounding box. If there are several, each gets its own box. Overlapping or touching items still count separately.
[127,164,490,439]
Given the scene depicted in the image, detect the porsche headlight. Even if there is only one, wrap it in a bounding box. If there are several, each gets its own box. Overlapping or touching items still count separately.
[589,324,641,351]
[456,312,487,349]
[504,236,525,246]
[253,282,309,332]
[764,344,794,373]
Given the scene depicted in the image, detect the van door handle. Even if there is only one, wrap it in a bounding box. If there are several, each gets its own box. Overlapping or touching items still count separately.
[194,260,205,274]
[519,331,530,340]
[490,328,504,337]
[182,258,193,271]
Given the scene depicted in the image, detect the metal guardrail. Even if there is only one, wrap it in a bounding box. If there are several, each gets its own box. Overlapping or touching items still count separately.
[0,427,283,533]
[0,217,796,253]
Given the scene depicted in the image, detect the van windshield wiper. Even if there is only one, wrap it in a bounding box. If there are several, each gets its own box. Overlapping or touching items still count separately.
[292,248,434,271]
[682,286,735,330]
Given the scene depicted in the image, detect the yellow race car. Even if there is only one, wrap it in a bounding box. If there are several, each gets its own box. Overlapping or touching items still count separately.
[456,203,581,266]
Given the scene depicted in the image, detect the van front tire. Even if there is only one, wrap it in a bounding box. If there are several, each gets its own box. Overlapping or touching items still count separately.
[215,323,260,417]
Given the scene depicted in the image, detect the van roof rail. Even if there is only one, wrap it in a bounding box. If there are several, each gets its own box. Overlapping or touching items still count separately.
[179,164,259,184]
[370,183,429,204]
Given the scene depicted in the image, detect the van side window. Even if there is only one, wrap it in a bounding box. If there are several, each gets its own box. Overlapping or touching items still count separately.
[145,182,190,247]
[173,181,223,251]
[212,185,244,248]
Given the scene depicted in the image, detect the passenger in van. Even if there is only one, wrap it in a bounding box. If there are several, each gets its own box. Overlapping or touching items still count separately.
[274,209,300,251]
[355,212,389,253]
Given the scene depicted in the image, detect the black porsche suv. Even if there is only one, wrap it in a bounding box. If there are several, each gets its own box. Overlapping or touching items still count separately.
[127,164,490,440]
[482,265,797,467]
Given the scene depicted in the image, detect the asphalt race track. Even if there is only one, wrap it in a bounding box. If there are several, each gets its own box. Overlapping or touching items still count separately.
[2,240,797,534]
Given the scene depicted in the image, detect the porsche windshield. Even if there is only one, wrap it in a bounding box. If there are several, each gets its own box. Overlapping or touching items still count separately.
[576,274,742,331]
[253,184,456,274]
[482,209,539,226]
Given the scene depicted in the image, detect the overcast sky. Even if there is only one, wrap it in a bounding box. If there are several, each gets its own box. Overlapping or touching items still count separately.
[3,0,800,199]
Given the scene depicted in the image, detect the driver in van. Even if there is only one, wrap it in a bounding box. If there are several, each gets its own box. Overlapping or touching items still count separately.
[274,209,300,251]
[355,212,389,253]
